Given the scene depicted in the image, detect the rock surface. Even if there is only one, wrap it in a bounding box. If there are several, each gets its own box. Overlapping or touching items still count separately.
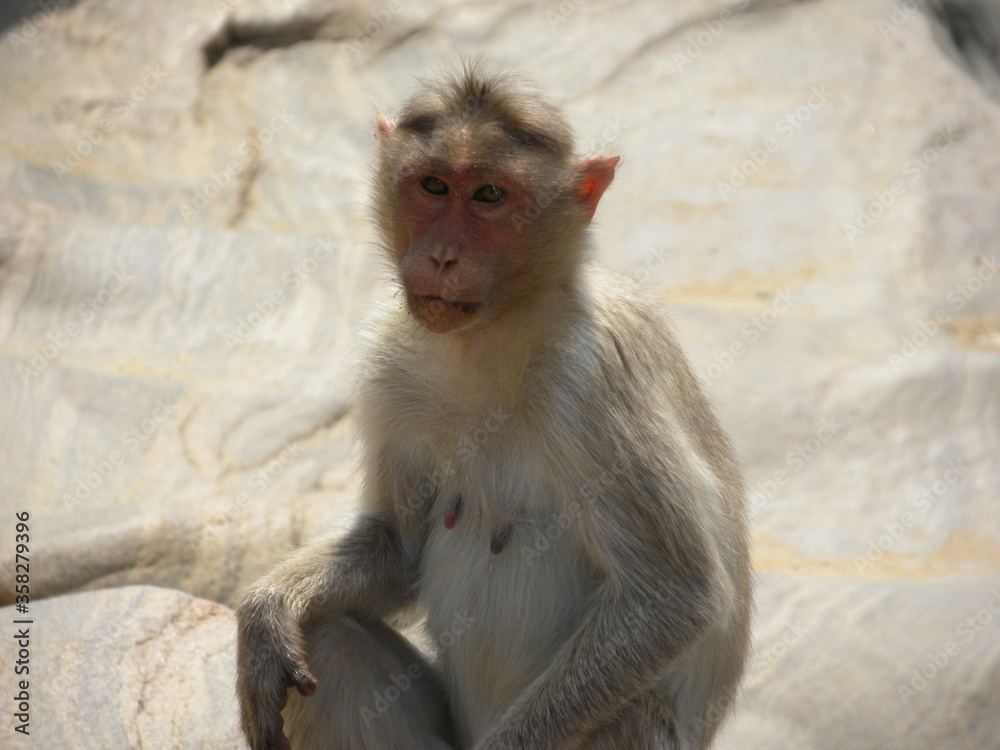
[718,574,1000,750]
[0,586,243,748]
[0,0,998,748]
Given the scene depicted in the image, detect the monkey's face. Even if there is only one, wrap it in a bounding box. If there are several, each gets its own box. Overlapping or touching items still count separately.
[394,166,534,334]
[374,109,619,335]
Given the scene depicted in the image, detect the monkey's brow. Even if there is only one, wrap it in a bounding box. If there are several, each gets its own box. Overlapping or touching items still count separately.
[416,156,508,180]
[399,108,563,157]
[502,123,564,155]
[399,112,440,135]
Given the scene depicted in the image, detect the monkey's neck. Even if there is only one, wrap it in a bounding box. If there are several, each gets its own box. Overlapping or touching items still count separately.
[412,284,584,408]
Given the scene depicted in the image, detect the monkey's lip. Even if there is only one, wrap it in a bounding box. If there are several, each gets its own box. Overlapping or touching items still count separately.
[415,295,481,314]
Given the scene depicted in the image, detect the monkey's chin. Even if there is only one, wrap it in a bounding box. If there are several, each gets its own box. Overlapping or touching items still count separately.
[408,294,482,334]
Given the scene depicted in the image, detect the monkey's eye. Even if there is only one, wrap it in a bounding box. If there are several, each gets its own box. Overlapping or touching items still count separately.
[420,176,448,195]
[472,184,505,204]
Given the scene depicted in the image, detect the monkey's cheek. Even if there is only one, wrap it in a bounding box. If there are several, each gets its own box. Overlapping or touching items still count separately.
[408,295,479,334]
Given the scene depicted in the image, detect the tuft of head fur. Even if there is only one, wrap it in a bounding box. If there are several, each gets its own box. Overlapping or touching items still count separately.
[396,62,576,162]
[374,62,579,201]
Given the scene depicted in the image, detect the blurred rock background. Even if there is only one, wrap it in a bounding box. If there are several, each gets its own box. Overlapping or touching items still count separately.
[0,0,998,747]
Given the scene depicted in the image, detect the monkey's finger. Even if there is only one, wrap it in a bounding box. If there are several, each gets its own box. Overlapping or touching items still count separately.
[294,676,317,696]
[267,702,293,750]
[249,711,290,750]
[248,726,288,750]
[248,676,296,750]
[289,661,318,696]
[268,728,292,750]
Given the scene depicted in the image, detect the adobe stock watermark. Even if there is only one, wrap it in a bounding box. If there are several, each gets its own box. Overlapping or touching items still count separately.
[510,116,625,235]
[214,0,245,16]
[878,0,929,38]
[698,617,810,731]
[747,416,845,518]
[521,501,588,566]
[194,441,304,550]
[51,66,168,180]
[886,256,999,372]
[522,455,634,567]
[749,619,811,678]
[341,0,403,57]
[359,609,477,727]
[546,0,586,29]
[401,406,514,519]
[843,126,960,244]
[221,236,339,350]
[853,459,969,573]
[598,578,687,658]
[6,0,74,52]
[896,588,1000,704]
[583,116,626,157]
[717,86,832,200]
[61,398,179,510]
[18,267,135,384]
[178,107,294,222]
[696,287,800,386]
[631,245,670,286]
[671,0,751,71]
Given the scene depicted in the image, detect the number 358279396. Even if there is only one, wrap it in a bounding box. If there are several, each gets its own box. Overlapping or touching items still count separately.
[15,511,30,605]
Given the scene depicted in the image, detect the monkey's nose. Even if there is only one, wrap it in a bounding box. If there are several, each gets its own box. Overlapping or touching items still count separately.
[427,242,461,270]
[428,254,458,271]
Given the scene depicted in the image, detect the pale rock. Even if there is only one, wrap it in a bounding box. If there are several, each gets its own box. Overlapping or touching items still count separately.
[0,0,998,748]
[0,586,244,749]
[718,574,1000,750]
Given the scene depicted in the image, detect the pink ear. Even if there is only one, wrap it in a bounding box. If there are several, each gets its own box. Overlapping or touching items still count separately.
[577,156,619,222]
[375,116,396,140]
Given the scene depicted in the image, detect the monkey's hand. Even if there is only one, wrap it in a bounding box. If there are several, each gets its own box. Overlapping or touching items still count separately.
[236,585,318,750]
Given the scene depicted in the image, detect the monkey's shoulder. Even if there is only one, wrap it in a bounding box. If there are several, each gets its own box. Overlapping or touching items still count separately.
[553,267,736,481]
[555,265,700,405]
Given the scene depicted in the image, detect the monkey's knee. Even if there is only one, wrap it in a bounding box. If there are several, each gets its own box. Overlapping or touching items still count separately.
[584,692,681,750]
[282,615,455,750]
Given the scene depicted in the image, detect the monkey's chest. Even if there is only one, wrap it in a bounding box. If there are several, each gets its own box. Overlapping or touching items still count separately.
[419,490,594,740]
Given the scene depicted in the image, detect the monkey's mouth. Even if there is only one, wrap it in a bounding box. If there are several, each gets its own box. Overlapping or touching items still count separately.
[416,295,481,314]
[407,293,483,333]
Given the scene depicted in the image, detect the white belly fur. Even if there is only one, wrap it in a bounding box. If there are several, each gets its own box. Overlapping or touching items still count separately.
[420,484,594,744]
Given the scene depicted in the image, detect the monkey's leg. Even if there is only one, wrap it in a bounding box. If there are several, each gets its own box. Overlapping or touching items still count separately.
[582,691,681,750]
[282,614,456,750]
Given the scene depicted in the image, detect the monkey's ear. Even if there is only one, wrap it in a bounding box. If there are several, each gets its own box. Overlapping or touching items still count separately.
[577,156,619,222]
[375,116,396,141]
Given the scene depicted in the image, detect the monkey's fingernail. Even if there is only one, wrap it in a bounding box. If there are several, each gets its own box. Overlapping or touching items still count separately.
[490,521,513,554]
[444,494,462,529]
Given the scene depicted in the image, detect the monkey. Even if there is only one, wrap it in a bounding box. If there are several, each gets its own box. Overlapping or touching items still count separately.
[235,63,752,750]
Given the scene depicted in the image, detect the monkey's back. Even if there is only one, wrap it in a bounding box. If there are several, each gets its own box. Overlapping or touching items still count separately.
[577,266,753,747]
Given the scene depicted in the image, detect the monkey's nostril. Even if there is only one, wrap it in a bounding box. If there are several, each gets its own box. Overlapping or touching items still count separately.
[428,251,458,269]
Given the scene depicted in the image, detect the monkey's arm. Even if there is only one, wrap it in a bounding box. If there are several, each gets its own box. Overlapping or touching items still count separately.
[477,481,731,750]
[236,513,417,750]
